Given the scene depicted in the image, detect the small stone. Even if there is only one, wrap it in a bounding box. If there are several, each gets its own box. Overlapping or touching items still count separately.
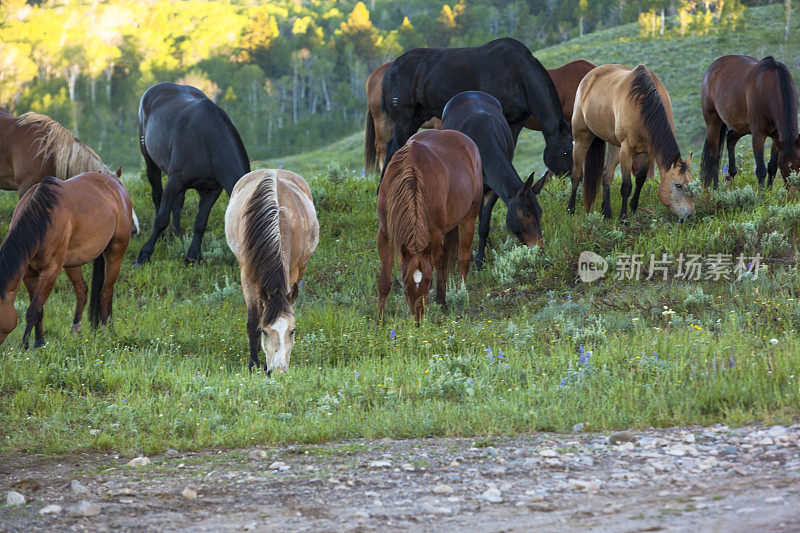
[181,487,197,499]
[682,434,696,444]
[71,480,90,495]
[165,449,180,458]
[369,460,392,468]
[127,456,150,467]
[609,431,637,445]
[569,479,600,492]
[485,466,506,476]
[269,461,290,471]
[432,484,454,495]
[70,500,101,517]
[89,429,100,436]
[766,426,788,438]
[6,491,26,506]
[39,504,62,515]
[249,450,267,460]
[572,423,585,433]
[736,507,756,514]
[421,504,452,515]
[719,445,738,455]
[481,487,503,503]
[539,449,557,457]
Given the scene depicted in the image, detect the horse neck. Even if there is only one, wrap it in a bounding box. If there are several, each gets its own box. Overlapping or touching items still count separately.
[523,62,568,136]
[482,156,521,204]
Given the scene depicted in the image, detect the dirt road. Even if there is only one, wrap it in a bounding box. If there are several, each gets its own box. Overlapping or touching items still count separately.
[2,424,799,532]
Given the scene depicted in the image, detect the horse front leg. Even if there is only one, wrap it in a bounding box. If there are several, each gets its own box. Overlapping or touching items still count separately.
[601,145,621,219]
[475,191,499,271]
[752,133,767,187]
[767,141,780,188]
[630,153,653,214]
[135,177,186,265]
[618,144,634,221]
[377,229,393,323]
[186,187,222,264]
[22,266,59,349]
[726,130,744,183]
[568,134,592,215]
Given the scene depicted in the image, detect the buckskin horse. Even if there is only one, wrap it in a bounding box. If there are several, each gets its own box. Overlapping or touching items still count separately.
[0,109,139,233]
[136,82,250,265]
[377,129,482,323]
[700,55,800,189]
[0,170,135,348]
[225,169,319,373]
[441,91,546,270]
[569,64,694,219]
[379,38,572,183]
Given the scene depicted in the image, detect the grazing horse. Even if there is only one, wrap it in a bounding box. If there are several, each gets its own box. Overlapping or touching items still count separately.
[441,91,546,270]
[136,82,250,265]
[377,129,482,323]
[0,110,139,233]
[380,38,572,182]
[225,169,319,373]
[700,55,800,188]
[364,62,441,174]
[569,64,694,220]
[0,171,134,348]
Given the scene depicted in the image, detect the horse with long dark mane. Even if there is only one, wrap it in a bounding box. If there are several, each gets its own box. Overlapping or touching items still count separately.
[0,110,139,232]
[136,82,250,265]
[225,169,318,373]
[377,129,482,323]
[700,55,800,188]
[0,170,134,348]
[379,38,572,182]
[364,61,441,174]
[441,91,546,270]
[569,64,694,219]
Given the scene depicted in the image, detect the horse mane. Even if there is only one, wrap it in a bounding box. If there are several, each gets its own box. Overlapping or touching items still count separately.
[758,56,798,144]
[629,66,687,171]
[16,112,110,180]
[385,143,430,257]
[242,172,289,325]
[0,177,60,294]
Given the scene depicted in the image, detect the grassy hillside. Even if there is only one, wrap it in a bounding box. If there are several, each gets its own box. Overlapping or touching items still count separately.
[269,4,798,178]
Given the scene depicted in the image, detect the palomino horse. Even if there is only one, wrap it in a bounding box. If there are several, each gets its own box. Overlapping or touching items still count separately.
[569,64,694,219]
[225,169,319,373]
[0,110,139,232]
[441,91,546,270]
[380,38,572,182]
[137,82,250,265]
[701,55,800,188]
[0,170,135,348]
[364,62,441,174]
[377,129,482,323]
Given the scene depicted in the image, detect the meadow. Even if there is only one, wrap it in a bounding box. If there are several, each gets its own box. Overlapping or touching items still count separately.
[1,3,800,455]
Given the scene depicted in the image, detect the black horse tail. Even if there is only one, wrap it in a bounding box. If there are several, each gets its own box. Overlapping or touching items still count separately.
[701,122,727,187]
[89,254,105,328]
[365,109,377,174]
[583,136,606,211]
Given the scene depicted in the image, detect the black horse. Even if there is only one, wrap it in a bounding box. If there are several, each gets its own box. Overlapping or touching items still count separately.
[442,91,546,270]
[380,38,572,183]
[135,82,250,265]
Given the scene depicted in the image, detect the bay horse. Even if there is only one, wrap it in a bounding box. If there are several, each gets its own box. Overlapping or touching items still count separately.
[364,61,441,174]
[377,129,482,323]
[569,64,694,220]
[0,110,139,233]
[225,169,319,373]
[136,82,250,265]
[0,170,134,348]
[700,55,800,188]
[441,91,546,270]
[379,38,572,183]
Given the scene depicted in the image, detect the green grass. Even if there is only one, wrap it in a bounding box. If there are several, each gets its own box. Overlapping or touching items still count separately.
[3,5,800,454]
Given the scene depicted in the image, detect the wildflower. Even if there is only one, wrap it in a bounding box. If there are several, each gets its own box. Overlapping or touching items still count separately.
[497,349,506,361]
[486,347,494,362]
[770,338,779,345]
[578,345,592,365]
[390,329,396,340]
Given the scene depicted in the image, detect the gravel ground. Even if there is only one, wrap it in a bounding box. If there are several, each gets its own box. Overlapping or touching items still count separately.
[2,424,800,532]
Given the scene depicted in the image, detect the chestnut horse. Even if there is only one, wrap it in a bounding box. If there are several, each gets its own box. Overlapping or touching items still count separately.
[0,171,135,348]
[700,55,800,188]
[570,64,694,219]
[225,169,319,373]
[0,110,139,232]
[377,129,482,323]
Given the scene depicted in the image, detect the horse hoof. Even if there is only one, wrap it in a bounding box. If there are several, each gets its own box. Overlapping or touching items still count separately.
[133,255,151,267]
[184,256,205,266]
[70,324,81,335]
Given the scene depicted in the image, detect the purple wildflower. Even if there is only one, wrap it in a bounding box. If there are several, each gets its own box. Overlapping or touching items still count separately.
[578,345,592,365]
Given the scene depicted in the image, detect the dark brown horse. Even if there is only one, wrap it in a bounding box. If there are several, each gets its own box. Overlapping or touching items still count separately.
[701,55,800,188]
[377,129,482,323]
[0,171,135,348]
[0,110,139,232]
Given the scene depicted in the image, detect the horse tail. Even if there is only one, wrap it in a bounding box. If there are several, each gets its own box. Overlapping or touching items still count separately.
[582,136,606,211]
[385,144,430,257]
[701,122,727,187]
[365,109,377,173]
[89,254,105,328]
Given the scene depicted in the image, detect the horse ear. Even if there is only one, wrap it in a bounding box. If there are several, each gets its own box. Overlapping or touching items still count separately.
[115,165,122,178]
[685,152,693,165]
[532,173,547,195]
[521,172,536,193]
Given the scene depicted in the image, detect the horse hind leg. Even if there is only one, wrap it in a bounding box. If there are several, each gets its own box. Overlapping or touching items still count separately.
[135,177,186,265]
[95,238,128,326]
[22,266,59,349]
[186,187,222,264]
[701,118,725,189]
[435,229,457,312]
[726,130,744,183]
[752,133,768,187]
[767,141,780,187]
[64,267,87,335]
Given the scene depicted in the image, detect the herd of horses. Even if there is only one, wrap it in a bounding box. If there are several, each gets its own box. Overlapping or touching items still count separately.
[1,37,800,372]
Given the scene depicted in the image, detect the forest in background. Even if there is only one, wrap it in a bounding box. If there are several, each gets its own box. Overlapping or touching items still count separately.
[0,0,784,168]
